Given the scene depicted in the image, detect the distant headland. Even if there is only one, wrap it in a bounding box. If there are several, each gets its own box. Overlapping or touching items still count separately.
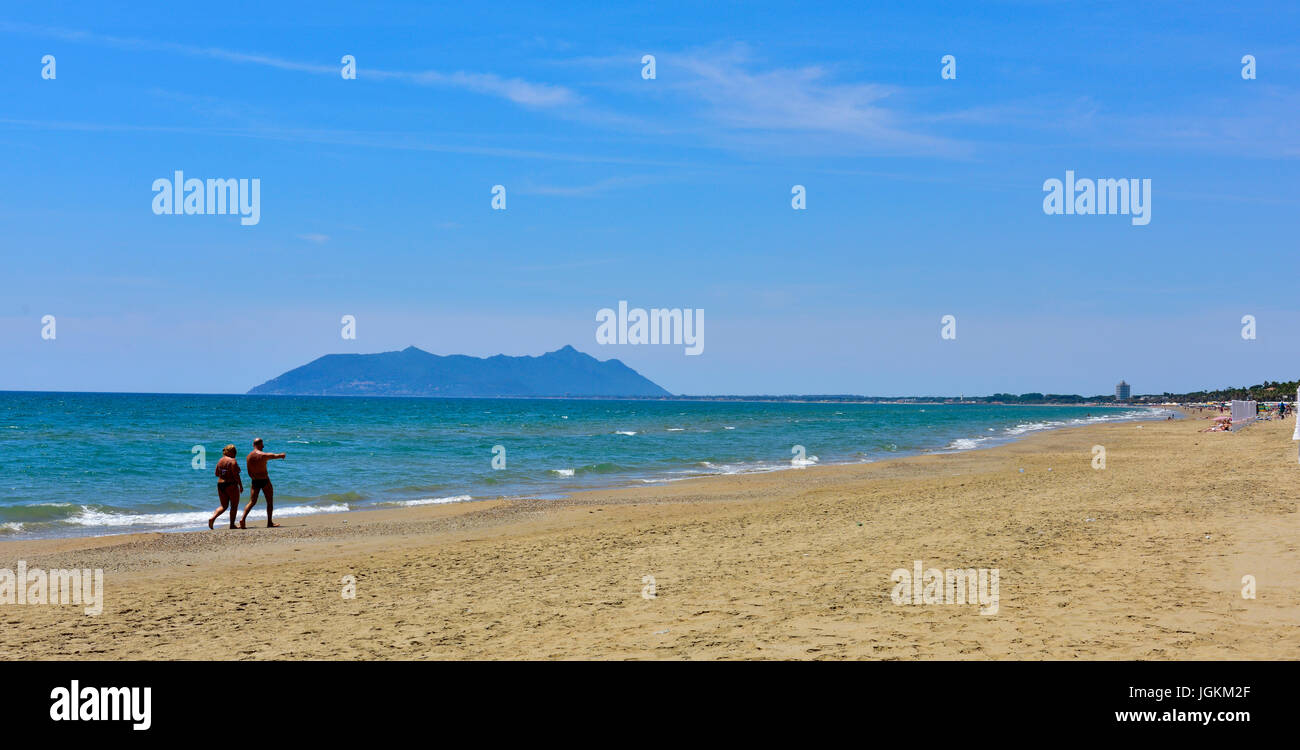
[247,345,672,398]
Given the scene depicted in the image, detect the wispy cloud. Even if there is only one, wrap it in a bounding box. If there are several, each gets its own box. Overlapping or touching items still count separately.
[7,21,1291,164]
[296,233,329,244]
[0,22,335,72]
[0,22,578,110]
[516,175,663,197]
[1115,86,1300,159]
[2,23,969,156]
[671,46,966,156]
[2,23,978,159]
[559,44,968,157]
[364,69,577,108]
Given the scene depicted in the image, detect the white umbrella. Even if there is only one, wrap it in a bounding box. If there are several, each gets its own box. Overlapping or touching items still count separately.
[1294,385,1299,463]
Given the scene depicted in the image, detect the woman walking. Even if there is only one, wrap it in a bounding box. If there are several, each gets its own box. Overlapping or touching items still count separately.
[209,444,243,530]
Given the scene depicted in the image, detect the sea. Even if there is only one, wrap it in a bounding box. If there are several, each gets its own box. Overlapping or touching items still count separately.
[0,392,1171,539]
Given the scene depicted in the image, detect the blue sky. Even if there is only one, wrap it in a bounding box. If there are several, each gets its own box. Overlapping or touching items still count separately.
[1,1,1297,396]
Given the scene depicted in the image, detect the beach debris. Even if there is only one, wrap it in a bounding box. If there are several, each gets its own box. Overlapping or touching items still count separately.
[654,629,670,635]
[1086,518,1095,523]
[1018,468,1025,473]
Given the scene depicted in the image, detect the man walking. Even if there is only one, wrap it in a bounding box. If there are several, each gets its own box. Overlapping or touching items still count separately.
[240,437,287,528]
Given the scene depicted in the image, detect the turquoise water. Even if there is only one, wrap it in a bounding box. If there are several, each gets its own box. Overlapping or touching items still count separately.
[0,393,1166,538]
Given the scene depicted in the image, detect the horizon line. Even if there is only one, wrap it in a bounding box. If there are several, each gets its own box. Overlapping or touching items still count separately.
[0,388,1254,402]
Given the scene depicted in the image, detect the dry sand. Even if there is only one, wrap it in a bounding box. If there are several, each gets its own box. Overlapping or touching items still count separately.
[2,411,1297,660]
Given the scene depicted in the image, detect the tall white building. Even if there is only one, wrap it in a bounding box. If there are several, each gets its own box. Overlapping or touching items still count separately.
[1115,380,1131,401]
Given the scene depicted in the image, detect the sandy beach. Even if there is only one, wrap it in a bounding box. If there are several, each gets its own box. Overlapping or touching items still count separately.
[2,411,1297,660]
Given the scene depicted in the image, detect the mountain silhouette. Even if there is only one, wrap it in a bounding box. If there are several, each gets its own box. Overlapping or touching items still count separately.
[247,345,671,397]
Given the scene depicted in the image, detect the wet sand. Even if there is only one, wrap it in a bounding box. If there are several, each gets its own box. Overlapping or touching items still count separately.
[2,411,1297,660]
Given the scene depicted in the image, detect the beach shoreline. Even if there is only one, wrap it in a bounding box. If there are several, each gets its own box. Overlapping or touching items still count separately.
[0,401,1171,541]
[2,411,1296,660]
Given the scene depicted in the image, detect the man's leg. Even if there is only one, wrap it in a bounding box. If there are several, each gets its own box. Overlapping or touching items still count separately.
[264,482,279,527]
[240,487,260,529]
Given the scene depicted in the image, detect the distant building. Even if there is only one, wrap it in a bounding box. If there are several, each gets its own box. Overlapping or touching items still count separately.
[1115,380,1131,401]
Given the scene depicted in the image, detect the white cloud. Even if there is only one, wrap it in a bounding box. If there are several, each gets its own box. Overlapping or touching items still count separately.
[673,47,964,155]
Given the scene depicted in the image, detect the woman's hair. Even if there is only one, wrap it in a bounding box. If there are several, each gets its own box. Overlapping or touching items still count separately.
[223,444,237,457]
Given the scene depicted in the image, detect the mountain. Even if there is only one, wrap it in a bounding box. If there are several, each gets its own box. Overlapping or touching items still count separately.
[246,345,672,398]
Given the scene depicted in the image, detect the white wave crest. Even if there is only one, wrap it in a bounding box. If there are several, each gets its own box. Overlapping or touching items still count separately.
[397,495,472,506]
[63,503,351,528]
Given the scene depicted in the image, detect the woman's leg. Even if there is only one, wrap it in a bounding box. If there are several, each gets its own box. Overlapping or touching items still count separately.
[210,488,229,530]
[228,487,240,528]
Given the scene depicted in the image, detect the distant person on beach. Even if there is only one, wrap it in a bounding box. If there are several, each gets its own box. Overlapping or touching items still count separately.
[209,444,242,530]
[239,438,287,529]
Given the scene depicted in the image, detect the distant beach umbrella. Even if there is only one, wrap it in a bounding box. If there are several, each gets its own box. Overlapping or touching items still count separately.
[1294,385,1300,443]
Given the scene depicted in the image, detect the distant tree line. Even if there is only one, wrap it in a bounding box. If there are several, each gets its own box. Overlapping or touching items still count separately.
[662,393,1121,404]
[663,379,1299,404]
[1146,379,1298,403]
